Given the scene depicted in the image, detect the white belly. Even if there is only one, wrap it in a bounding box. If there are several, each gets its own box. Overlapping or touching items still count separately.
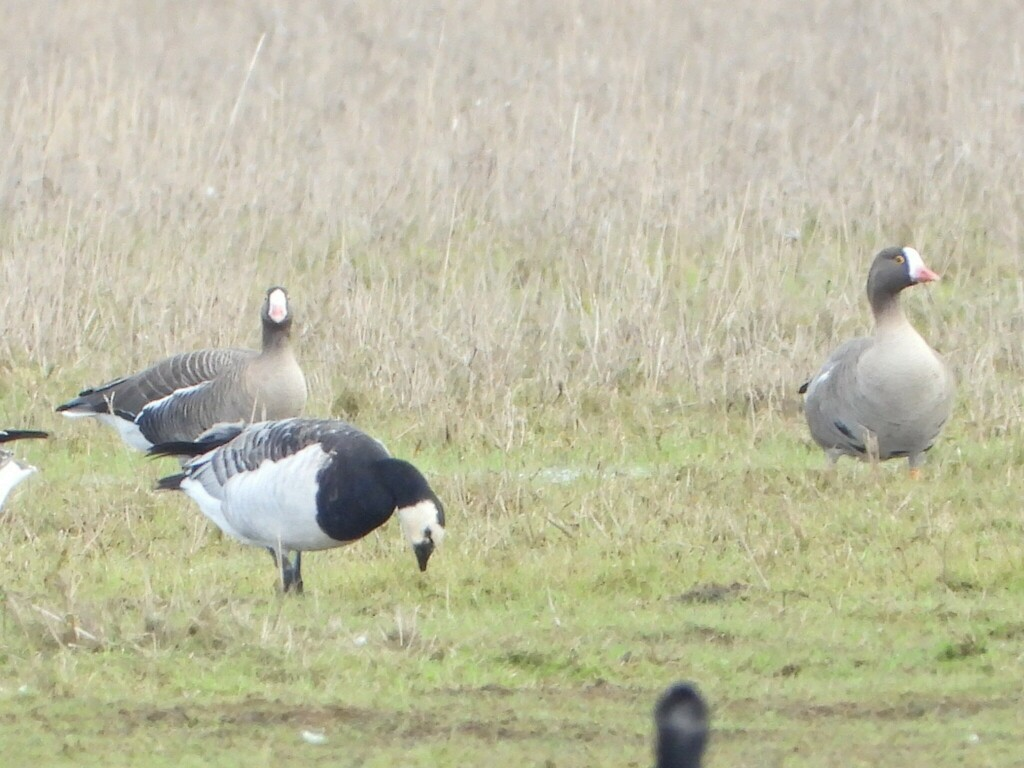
[218,444,339,552]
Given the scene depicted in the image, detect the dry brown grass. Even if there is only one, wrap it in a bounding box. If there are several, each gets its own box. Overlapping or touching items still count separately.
[1,1,1021,425]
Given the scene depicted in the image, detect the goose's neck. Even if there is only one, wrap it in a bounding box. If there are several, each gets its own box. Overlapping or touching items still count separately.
[261,324,292,353]
[870,291,909,333]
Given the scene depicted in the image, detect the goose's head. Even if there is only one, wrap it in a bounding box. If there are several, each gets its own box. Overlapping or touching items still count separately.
[399,496,446,572]
[370,460,446,573]
[385,459,446,572]
[867,246,940,301]
[262,286,292,328]
[654,682,710,768]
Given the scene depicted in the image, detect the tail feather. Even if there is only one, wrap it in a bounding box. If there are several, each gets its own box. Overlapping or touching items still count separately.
[56,376,131,413]
[155,473,186,491]
[0,429,49,444]
[148,423,246,460]
[56,395,106,414]
[148,441,209,459]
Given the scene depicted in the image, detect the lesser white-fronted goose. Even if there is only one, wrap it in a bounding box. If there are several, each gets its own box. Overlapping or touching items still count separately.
[150,418,446,593]
[56,286,306,450]
[800,246,954,476]
[654,682,710,768]
[0,430,48,510]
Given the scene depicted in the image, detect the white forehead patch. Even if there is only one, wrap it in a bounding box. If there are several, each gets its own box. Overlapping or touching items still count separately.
[397,499,445,545]
[902,247,926,280]
[268,288,288,322]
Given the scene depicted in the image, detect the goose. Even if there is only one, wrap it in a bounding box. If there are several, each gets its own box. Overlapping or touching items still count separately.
[149,417,446,593]
[800,246,954,477]
[56,286,306,451]
[0,430,48,510]
[654,682,709,768]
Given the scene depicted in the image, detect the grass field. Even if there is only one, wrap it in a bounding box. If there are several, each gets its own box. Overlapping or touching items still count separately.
[2,1,1024,765]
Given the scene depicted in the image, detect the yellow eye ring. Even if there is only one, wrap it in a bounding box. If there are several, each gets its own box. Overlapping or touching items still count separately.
[894,254,905,264]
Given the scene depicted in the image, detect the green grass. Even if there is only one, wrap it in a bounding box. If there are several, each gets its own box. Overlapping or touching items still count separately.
[3,1,1024,764]
[1,399,1021,766]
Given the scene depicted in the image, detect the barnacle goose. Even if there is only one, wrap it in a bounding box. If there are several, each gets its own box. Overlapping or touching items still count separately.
[151,418,445,593]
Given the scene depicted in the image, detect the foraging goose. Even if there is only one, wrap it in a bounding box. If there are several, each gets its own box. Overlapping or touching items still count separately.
[654,682,710,768]
[0,430,48,510]
[801,246,954,476]
[56,286,306,451]
[150,418,446,593]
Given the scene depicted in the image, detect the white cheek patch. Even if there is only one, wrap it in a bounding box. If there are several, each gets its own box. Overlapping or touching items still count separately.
[268,289,288,323]
[397,500,445,546]
[903,247,926,281]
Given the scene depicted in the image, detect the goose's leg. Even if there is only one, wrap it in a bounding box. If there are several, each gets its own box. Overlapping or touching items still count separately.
[863,430,880,466]
[290,552,304,594]
[266,547,302,594]
[280,551,304,594]
[824,449,841,472]
[267,547,287,590]
[908,453,924,480]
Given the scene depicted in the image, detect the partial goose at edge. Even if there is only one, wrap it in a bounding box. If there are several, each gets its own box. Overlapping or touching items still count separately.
[0,429,48,510]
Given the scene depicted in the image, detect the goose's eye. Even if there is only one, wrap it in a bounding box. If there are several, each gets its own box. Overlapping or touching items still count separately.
[894,253,906,265]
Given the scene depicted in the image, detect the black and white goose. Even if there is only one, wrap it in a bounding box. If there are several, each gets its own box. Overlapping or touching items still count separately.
[56,286,306,451]
[150,418,446,593]
[0,430,48,510]
[654,682,710,768]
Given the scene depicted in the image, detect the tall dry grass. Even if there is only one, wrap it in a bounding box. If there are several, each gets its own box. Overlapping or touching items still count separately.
[1,0,1022,430]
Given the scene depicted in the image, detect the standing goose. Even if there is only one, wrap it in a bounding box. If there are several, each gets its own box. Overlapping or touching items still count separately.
[801,246,954,476]
[56,287,306,451]
[0,430,48,510]
[654,682,710,768]
[150,418,446,593]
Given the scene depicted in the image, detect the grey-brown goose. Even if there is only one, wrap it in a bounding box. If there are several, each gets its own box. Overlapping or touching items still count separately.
[56,287,306,451]
[149,418,446,594]
[0,429,48,510]
[800,246,954,476]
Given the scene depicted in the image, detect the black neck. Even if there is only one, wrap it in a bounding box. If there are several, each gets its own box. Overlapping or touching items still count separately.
[656,732,706,768]
[372,459,435,509]
[314,457,436,543]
